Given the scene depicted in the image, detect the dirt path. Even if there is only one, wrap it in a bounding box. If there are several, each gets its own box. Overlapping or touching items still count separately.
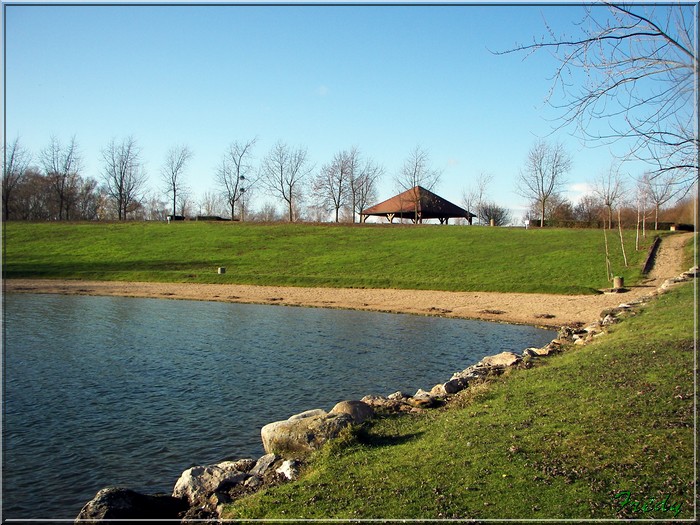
[5,233,694,328]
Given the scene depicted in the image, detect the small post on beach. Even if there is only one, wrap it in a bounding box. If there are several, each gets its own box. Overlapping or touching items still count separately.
[613,276,624,290]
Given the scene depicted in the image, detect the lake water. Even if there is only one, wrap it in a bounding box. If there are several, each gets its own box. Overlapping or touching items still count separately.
[2,293,555,519]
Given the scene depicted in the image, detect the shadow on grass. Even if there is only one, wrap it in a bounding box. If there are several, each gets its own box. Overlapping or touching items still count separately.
[355,425,425,449]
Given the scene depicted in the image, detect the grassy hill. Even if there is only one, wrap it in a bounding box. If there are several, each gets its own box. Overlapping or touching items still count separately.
[223,281,696,520]
[3,222,657,294]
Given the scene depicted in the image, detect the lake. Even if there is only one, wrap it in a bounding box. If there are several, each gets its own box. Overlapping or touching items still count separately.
[2,293,556,519]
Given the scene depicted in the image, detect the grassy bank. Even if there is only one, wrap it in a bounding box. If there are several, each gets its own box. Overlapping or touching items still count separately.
[224,281,696,519]
[3,222,658,294]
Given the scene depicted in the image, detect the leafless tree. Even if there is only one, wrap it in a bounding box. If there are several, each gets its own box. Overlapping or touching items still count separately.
[216,138,257,220]
[499,2,697,189]
[313,147,382,223]
[314,149,352,222]
[395,145,442,193]
[643,171,683,230]
[479,201,512,226]
[40,135,81,220]
[161,145,192,218]
[573,194,604,225]
[253,201,281,222]
[101,136,147,220]
[2,138,32,220]
[198,191,227,217]
[260,141,313,222]
[518,140,572,227]
[350,156,382,223]
[593,166,625,229]
[462,172,493,225]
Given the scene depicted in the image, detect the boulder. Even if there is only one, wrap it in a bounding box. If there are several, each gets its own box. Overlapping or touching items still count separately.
[75,487,188,523]
[479,351,522,368]
[329,400,374,423]
[172,463,248,506]
[260,410,353,458]
[430,376,468,396]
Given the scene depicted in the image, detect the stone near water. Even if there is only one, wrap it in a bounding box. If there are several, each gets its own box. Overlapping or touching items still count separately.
[260,410,353,458]
[75,487,188,522]
[479,351,522,368]
[329,400,374,423]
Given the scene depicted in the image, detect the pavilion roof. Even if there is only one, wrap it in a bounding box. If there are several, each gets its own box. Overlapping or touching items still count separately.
[361,186,475,220]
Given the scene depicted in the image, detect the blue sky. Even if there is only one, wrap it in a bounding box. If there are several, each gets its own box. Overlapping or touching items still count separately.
[3,1,666,220]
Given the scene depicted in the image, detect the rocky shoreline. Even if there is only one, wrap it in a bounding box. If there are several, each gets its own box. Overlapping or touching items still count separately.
[75,266,697,523]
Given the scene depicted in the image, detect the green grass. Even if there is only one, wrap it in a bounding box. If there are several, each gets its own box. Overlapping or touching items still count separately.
[224,282,696,520]
[3,222,662,294]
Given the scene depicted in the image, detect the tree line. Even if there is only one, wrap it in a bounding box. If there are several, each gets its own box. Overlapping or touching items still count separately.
[3,134,694,228]
[2,137,463,223]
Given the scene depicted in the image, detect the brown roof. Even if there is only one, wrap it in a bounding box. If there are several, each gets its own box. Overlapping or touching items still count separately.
[361,186,475,220]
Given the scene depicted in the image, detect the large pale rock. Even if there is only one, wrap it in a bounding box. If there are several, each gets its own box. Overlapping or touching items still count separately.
[75,487,188,522]
[172,463,248,506]
[479,351,522,367]
[260,410,353,458]
[329,400,374,423]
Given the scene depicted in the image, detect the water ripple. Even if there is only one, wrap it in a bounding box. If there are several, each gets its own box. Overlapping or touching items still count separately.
[3,293,554,519]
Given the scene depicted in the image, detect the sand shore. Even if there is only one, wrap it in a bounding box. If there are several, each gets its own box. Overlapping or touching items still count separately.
[4,233,692,329]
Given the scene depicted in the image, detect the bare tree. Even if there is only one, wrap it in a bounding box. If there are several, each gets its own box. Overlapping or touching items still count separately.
[260,141,313,222]
[216,138,257,221]
[644,171,683,230]
[101,136,147,220]
[2,138,31,220]
[198,191,226,217]
[462,172,493,225]
[518,140,572,227]
[573,194,604,226]
[499,2,697,189]
[593,166,625,229]
[350,155,382,223]
[161,145,192,218]
[395,145,442,192]
[40,135,81,220]
[314,149,352,222]
[479,201,512,226]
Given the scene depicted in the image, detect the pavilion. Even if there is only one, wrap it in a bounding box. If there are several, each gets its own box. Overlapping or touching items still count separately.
[360,186,476,224]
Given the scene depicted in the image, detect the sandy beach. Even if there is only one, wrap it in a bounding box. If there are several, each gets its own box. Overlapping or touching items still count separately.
[5,233,693,329]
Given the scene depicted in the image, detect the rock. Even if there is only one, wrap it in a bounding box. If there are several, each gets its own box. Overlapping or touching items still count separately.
[250,453,279,476]
[682,266,698,278]
[75,487,188,522]
[387,391,409,400]
[172,464,248,506]
[360,394,410,413]
[431,376,468,396]
[479,351,522,367]
[360,394,389,406]
[601,314,618,326]
[260,410,353,458]
[329,400,374,423]
[558,326,576,341]
[407,389,440,409]
[289,408,327,421]
[180,504,219,523]
[222,458,256,473]
[276,459,302,480]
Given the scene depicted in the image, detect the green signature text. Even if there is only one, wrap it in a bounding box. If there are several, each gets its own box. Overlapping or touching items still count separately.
[613,490,682,517]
